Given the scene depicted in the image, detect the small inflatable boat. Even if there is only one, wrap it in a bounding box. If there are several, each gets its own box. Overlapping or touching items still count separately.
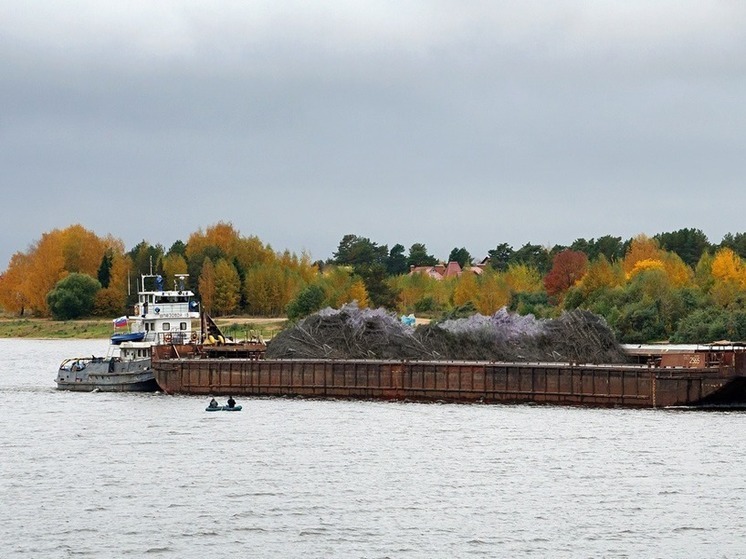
[205,405,243,412]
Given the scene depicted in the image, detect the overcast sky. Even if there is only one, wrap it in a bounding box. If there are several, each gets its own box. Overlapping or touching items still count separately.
[1,1,745,269]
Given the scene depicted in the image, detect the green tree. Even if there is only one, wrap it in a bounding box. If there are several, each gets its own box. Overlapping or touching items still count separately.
[333,234,387,266]
[718,232,746,260]
[97,249,113,288]
[487,243,514,271]
[655,228,710,268]
[128,241,164,276]
[407,243,438,267]
[594,235,624,261]
[448,247,472,268]
[287,284,326,320]
[167,240,187,258]
[513,243,551,274]
[386,244,409,275]
[46,273,101,320]
[356,262,397,308]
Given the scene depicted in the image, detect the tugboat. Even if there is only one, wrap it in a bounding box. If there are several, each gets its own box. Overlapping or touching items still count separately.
[55,273,200,391]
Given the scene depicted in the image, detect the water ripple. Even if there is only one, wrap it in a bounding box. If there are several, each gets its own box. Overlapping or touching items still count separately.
[2,339,746,558]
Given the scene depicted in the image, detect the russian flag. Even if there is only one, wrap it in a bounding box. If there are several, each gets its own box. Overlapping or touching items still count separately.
[113,316,128,328]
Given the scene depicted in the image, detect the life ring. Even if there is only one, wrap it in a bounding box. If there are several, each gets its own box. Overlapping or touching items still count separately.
[164,333,172,343]
[191,332,197,342]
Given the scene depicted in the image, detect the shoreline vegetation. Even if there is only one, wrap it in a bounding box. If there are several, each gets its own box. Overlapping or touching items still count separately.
[0,316,288,340]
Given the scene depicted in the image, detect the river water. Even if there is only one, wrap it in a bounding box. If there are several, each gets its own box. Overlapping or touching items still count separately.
[1,338,745,558]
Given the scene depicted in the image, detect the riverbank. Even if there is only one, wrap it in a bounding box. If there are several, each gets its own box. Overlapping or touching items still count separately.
[0,317,288,339]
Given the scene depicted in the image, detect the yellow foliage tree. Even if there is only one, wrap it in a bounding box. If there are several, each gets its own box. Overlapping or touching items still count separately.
[661,252,694,288]
[346,279,370,308]
[710,248,745,283]
[186,222,241,261]
[390,272,431,312]
[213,259,241,315]
[710,248,746,307]
[59,224,107,274]
[623,235,663,277]
[504,263,543,294]
[244,263,285,316]
[474,269,511,315]
[234,235,276,271]
[453,271,479,307]
[107,253,133,312]
[629,258,665,278]
[578,255,623,296]
[162,253,188,290]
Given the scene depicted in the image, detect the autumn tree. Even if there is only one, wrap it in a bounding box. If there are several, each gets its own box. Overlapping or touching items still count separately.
[576,255,622,296]
[544,250,588,299]
[719,232,746,260]
[212,259,241,315]
[390,270,434,313]
[474,269,511,315]
[0,225,119,316]
[504,263,543,294]
[0,252,31,315]
[453,270,479,308]
[710,248,746,308]
[161,253,188,291]
[622,235,662,277]
[244,262,286,315]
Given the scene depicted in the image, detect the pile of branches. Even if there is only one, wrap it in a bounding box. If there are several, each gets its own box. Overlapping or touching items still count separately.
[267,304,628,364]
[266,303,429,360]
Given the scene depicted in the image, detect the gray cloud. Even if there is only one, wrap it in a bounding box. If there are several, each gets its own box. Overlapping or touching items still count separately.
[2,1,746,267]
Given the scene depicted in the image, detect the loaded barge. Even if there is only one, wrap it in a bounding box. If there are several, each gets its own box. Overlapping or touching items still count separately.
[151,343,746,408]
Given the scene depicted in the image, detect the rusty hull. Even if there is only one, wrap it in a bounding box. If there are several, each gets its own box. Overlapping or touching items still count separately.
[152,346,746,408]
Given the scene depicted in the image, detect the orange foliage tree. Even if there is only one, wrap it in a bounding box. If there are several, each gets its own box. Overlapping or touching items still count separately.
[544,250,588,299]
[0,225,121,316]
[0,252,32,315]
[623,235,662,277]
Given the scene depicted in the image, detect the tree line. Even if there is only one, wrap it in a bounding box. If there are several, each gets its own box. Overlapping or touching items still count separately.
[2,223,746,344]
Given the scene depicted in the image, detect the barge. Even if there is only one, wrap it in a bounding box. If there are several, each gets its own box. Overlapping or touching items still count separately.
[151,344,746,408]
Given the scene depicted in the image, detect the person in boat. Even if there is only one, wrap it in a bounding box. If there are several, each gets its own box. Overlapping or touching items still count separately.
[226,395,236,408]
[208,397,219,409]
